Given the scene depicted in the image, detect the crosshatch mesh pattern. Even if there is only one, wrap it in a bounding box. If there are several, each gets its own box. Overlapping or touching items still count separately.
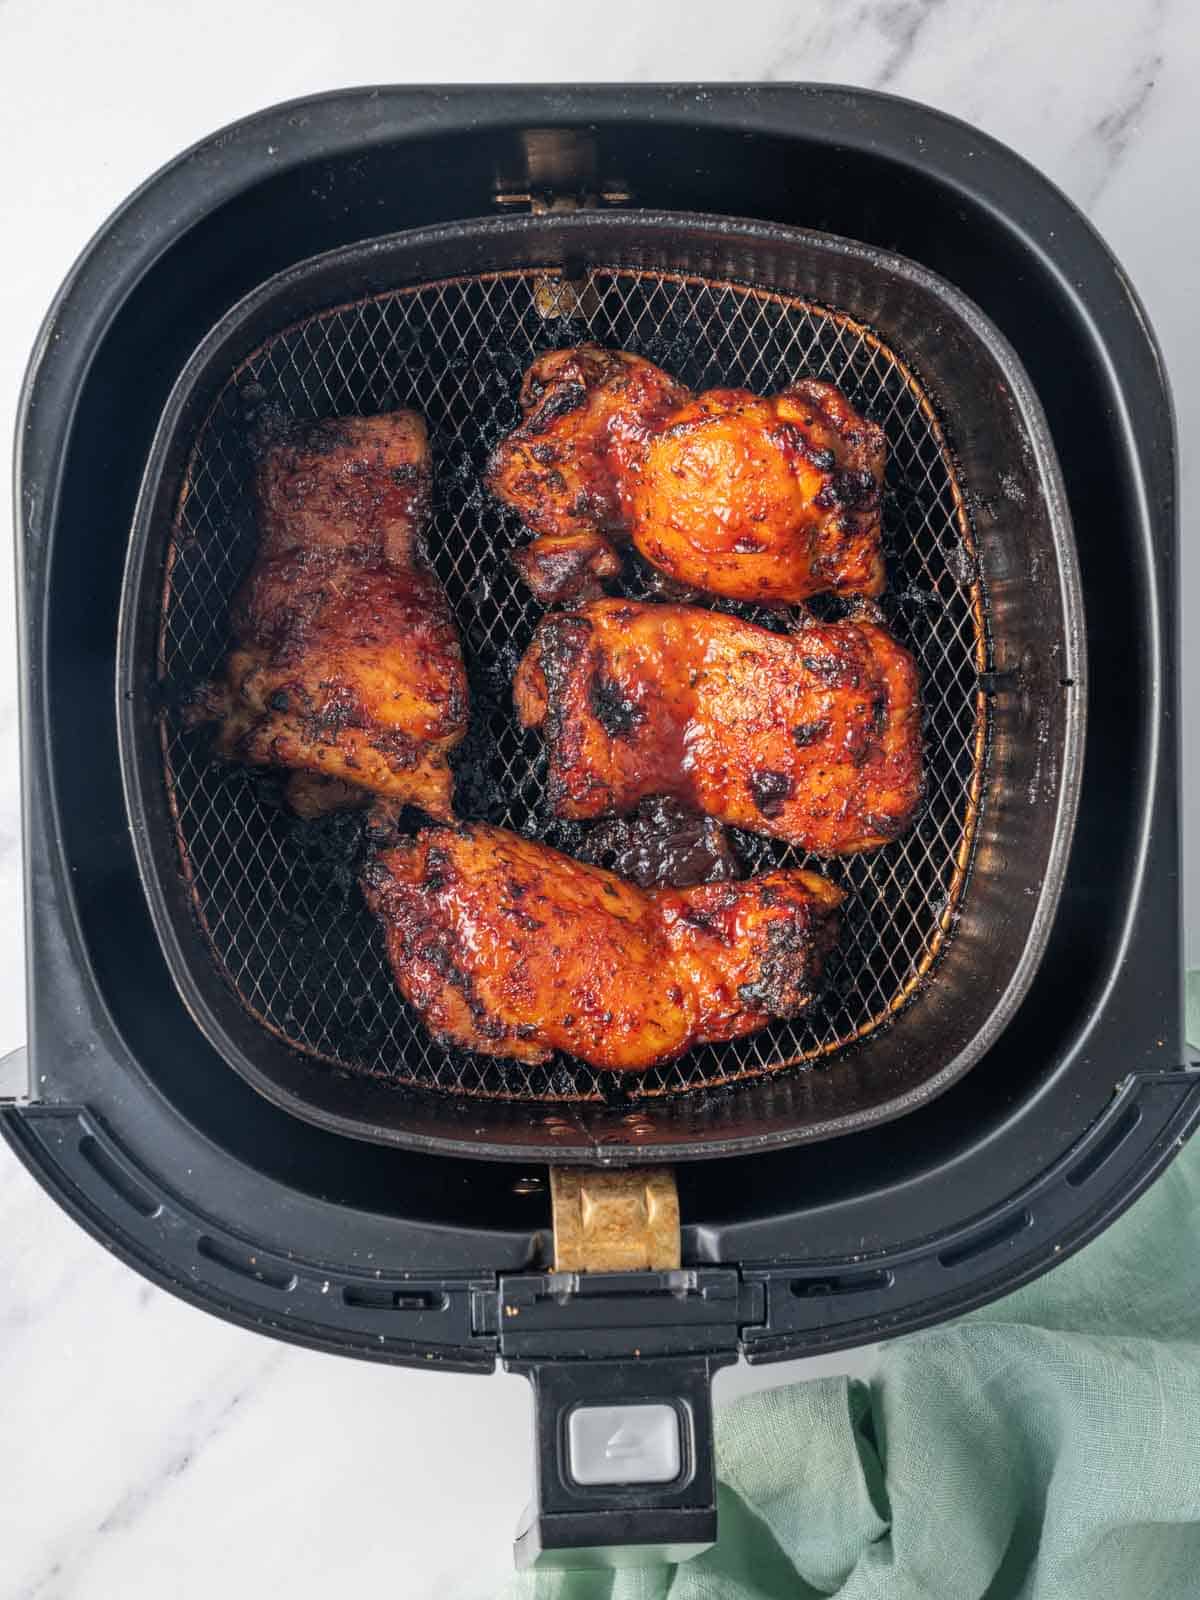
[158,267,989,1102]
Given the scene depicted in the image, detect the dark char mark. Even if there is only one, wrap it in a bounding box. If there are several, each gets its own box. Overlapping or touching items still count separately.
[527,380,588,434]
[587,672,645,738]
[792,718,831,748]
[749,769,794,819]
[813,468,878,511]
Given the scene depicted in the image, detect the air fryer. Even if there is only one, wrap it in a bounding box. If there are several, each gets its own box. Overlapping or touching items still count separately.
[5,86,1195,1570]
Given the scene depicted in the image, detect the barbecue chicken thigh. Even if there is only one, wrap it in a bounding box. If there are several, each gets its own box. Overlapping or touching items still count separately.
[514,599,922,855]
[201,412,468,817]
[361,822,844,1070]
[488,348,885,605]
[630,381,886,602]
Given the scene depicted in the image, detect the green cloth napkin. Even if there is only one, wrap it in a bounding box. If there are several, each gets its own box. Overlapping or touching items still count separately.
[506,973,1200,1599]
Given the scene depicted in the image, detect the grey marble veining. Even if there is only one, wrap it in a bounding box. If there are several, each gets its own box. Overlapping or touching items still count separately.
[1,2,1196,1594]
[765,0,957,90]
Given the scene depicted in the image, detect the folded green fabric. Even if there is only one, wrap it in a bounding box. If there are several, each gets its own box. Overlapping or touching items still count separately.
[506,974,1200,1600]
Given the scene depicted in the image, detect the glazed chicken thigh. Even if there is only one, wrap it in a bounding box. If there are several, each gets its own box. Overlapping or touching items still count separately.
[200,411,468,817]
[361,822,844,1070]
[630,381,886,602]
[514,599,922,855]
[488,347,885,605]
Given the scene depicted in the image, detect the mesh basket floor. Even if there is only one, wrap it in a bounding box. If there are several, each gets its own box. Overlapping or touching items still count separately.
[159,266,988,1102]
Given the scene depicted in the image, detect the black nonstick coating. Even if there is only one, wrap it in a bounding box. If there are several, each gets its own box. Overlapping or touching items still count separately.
[117,211,1085,1162]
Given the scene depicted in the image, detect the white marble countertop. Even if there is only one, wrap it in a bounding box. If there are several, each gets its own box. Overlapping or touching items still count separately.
[1,3,1197,1595]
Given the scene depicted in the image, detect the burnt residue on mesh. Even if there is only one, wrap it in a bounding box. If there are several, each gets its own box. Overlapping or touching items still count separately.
[285,806,370,909]
[450,622,529,824]
[891,584,944,658]
[237,383,318,464]
[362,802,430,850]
[632,316,723,392]
[529,813,590,858]
[576,797,745,889]
[622,547,703,604]
[539,317,593,353]
[238,382,289,451]
[727,826,774,865]
[237,765,289,811]
[432,410,519,515]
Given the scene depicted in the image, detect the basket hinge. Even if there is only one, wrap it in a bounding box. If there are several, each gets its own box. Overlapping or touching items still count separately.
[550,1165,681,1274]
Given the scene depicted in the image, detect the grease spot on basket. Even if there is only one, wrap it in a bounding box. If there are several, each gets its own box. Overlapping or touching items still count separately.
[998,470,1027,505]
[945,541,977,585]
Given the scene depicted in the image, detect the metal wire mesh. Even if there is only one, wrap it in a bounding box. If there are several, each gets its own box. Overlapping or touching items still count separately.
[158,266,988,1102]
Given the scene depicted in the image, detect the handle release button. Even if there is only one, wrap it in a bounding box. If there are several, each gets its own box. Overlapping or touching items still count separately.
[567,1403,682,1486]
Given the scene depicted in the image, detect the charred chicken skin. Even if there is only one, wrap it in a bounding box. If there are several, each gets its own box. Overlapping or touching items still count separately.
[361,822,844,1070]
[509,527,623,606]
[514,599,922,855]
[201,412,468,817]
[486,344,690,540]
[488,348,885,604]
[485,345,690,601]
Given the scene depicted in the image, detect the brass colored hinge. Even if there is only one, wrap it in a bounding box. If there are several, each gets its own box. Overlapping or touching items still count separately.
[550,1166,681,1273]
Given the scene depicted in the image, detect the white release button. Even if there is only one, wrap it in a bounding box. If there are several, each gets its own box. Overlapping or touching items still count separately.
[567,1403,682,1486]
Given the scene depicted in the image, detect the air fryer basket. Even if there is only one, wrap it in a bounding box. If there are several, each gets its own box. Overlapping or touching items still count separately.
[163,272,983,1096]
[118,211,1084,1161]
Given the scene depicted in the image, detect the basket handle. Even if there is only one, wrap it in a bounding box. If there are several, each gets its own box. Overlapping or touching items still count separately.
[513,1350,730,1570]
